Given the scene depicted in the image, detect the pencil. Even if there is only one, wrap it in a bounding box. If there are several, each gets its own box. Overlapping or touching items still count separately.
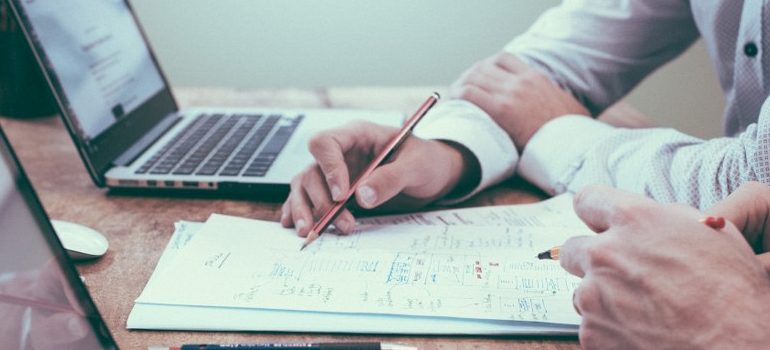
[537,246,560,260]
[300,92,441,250]
[536,215,729,260]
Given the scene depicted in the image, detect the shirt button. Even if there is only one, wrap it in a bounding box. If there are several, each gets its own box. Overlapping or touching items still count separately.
[744,42,758,57]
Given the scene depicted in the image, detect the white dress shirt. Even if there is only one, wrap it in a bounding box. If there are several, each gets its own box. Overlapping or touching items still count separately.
[417,0,770,209]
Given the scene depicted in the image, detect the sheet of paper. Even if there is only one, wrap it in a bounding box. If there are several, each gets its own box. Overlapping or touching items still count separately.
[128,220,578,334]
[136,214,588,325]
[356,194,583,228]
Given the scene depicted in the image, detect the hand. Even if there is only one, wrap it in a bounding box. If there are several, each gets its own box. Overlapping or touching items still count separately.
[449,51,589,150]
[281,121,476,236]
[705,181,770,269]
[559,185,770,349]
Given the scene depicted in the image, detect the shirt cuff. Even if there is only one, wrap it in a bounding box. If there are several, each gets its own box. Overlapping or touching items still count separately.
[519,116,615,195]
[414,100,519,203]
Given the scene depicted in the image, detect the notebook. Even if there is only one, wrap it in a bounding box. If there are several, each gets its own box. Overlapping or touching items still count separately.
[0,126,118,349]
[7,0,403,196]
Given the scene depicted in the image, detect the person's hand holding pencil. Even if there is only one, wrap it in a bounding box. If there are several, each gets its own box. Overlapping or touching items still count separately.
[281,93,479,242]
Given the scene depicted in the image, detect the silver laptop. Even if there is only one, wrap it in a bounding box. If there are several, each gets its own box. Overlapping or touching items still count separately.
[0,126,118,349]
[8,0,402,196]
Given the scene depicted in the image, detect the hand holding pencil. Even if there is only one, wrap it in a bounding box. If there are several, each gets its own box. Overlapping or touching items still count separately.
[281,93,477,244]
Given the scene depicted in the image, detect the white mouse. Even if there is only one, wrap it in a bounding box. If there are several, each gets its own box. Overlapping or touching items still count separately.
[50,220,109,261]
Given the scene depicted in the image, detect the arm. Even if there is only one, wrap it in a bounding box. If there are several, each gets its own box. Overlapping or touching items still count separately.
[521,95,770,209]
[506,0,700,116]
[436,0,699,200]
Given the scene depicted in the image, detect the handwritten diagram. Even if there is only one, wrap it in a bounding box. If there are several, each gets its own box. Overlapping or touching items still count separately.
[138,214,587,325]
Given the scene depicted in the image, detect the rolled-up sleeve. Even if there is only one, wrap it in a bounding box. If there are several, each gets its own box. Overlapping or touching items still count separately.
[506,0,700,116]
[414,100,518,203]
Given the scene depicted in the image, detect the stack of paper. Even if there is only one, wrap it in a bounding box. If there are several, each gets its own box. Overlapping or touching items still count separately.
[128,194,590,335]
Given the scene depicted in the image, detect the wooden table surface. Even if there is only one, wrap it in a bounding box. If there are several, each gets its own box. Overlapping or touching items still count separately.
[0,87,579,350]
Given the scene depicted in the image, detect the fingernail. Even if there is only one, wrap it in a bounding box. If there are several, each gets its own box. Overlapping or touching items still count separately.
[358,186,376,207]
[280,211,288,223]
[296,219,307,232]
[330,185,342,201]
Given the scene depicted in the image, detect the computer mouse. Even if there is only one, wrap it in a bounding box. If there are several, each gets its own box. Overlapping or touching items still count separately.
[50,220,109,261]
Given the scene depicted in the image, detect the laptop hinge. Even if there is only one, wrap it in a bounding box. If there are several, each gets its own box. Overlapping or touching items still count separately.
[113,113,182,167]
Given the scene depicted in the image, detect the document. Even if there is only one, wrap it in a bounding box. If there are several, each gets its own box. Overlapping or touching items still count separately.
[356,194,582,228]
[129,194,590,334]
[128,221,579,334]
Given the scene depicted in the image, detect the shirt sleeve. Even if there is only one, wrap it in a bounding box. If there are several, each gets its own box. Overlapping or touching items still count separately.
[505,0,700,116]
[413,100,518,203]
[520,97,770,210]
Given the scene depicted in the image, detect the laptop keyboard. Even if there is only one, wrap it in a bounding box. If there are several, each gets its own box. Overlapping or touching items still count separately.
[134,113,303,177]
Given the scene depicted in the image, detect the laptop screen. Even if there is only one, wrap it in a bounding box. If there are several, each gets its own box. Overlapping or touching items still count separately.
[9,0,179,185]
[16,0,164,141]
[0,128,117,349]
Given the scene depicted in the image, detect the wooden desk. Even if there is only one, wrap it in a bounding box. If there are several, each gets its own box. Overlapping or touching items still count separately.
[0,87,578,350]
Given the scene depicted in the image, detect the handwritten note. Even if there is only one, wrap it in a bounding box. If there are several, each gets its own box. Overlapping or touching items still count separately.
[356,194,582,228]
[137,211,589,325]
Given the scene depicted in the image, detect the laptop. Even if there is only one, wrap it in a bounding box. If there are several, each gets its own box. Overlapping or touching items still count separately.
[0,126,118,349]
[7,0,403,195]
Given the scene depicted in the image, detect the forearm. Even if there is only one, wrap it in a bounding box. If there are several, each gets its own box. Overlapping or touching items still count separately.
[505,0,698,115]
[522,117,764,210]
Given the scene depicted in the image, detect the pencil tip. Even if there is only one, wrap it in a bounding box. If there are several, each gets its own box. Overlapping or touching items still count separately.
[537,250,552,260]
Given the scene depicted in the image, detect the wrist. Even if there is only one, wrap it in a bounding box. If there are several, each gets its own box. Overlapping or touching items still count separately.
[434,140,480,200]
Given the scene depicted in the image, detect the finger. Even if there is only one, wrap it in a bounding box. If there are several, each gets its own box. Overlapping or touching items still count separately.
[289,176,314,237]
[572,184,649,233]
[757,252,770,275]
[355,161,416,209]
[308,133,352,201]
[280,201,291,227]
[705,182,770,248]
[492,52,530,73]
[333,209,356,234]
[309,123,392,201]
[452,62,513,94]
[304,166,356,233]
[559,235,595,278]
[304,166,334,216]
[448,84,497,116]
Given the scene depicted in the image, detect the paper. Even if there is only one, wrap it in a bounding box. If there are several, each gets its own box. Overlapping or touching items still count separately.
[356,194,582,228]
[130,194,590,333]
[128,220,578,334]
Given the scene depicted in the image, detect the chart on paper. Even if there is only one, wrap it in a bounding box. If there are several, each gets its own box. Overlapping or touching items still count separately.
[137,214,586,324]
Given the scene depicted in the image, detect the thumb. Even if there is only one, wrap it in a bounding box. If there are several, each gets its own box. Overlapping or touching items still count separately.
[356,162,411,209]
